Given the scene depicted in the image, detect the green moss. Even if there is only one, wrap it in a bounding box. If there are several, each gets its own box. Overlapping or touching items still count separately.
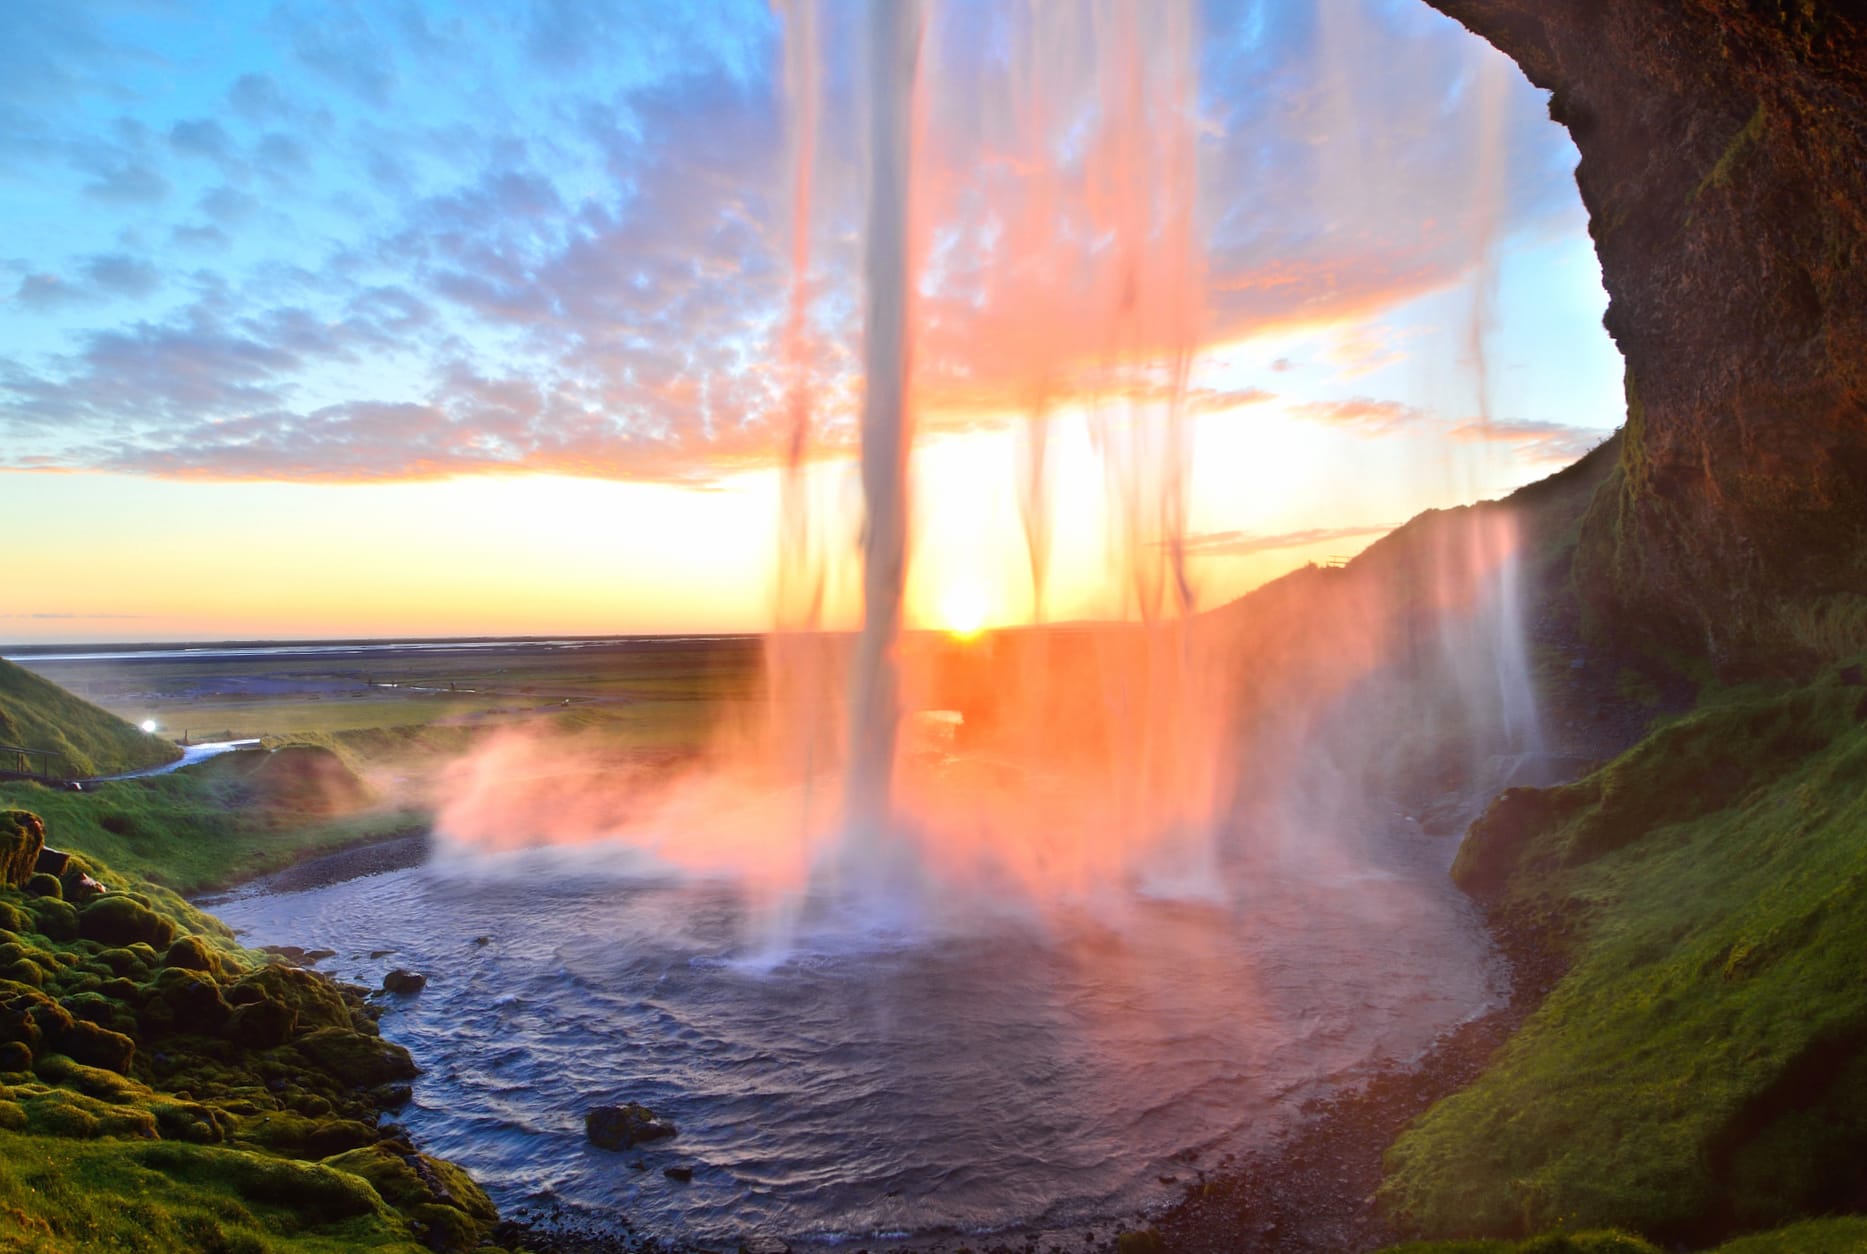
[1384,681,1867,1241]
[293,1026,417,1089]
[79,894,178,948]
[322,1144,496,1252]
[0,810,45,888]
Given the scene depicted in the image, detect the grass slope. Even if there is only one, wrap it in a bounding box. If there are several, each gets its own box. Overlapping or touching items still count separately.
[1380,668,1867,1243]
[0,753,420,897]
[0,659,178,778]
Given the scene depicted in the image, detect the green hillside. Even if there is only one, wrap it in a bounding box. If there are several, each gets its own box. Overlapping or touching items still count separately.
[0,658,179,778]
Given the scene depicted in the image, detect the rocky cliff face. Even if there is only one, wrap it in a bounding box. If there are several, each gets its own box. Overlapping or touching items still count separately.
[1427,1,1867,668]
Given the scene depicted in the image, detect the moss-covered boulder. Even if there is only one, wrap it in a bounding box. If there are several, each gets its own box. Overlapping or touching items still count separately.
[294,1026,417,1089]
[0,811,45,888]
[78,895,176,949]
[55,1020,136,1073]
[161,934,219,975]
[25,872,61,899]
[324,1143,497,1252]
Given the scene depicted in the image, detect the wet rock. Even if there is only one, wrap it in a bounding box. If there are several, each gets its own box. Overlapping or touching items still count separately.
[303,948,335,963]
[740,1235,792,1254]
[584,1102,678,1150]
[661,1165,693,1183]
[382,969,427,995]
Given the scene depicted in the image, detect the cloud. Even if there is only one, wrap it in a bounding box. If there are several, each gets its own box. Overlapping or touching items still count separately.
[12,253,159,308]
[1289,396,1426,435]
[1450,418,1611,463]
[83,162,169,205]
[228,73,289,122]
[1181,523,1395,558]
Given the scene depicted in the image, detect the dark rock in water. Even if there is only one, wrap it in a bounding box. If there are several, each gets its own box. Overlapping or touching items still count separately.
[370,949,395,959]
[375,1082,414,1109]
[303,948,336,963]
[261,945,308,963]
[472,936,492,947]
[628,1159,647,1171]
[662,1165,693,1183]
[584,1103,678,1150]
[382,969,427,995]
[740,1235,792,1254]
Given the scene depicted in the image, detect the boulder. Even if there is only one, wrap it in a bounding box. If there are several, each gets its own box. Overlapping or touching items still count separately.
[662,1165,693,1183]
[584,1102,678,1150]
[78,896,175,949]
[381,969,427,995]
[0,812,46,888]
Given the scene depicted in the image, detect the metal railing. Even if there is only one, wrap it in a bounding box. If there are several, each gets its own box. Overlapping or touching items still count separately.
[0,743,70,782]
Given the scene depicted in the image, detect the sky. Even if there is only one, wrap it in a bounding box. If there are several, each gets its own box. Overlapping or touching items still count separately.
[0,0,1624,643]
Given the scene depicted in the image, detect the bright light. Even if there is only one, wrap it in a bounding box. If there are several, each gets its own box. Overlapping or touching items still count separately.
[940,582,990,640]
[139,719,158,734]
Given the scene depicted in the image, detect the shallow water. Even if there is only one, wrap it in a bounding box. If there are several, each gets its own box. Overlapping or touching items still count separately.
[210,824,1500,1248]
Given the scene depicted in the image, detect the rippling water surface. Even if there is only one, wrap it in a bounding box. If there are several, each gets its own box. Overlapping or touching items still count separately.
[209,829,1499,1247]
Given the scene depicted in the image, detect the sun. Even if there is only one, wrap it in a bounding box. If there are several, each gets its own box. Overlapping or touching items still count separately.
[939,582,991,640]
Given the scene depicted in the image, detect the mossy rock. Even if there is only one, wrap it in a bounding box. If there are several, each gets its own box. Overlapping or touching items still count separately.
[93,947,150,979]
[294,1026,417,1088]
[226,997,296,1049]
[162,934,220,975]
[25,872,61,900]
[150,1096,228,1143]
[138,1140,386,1221]
[230,963,353,1031]
[242,1109,378,1158]
[79,896,175,949]
[20,1086,157,1140]
[139,968,232,1035]
[0,900,29,933]
[58,990,136,1036]
[55,1020,136,1073]
[323,1143,496,1251]
[27,896,79,942]
[0,811,45,888]
[0,1041,30,1072]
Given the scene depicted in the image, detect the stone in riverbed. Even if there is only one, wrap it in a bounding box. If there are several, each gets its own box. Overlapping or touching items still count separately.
[584,1103,677,1150]
[382,969,427,995]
